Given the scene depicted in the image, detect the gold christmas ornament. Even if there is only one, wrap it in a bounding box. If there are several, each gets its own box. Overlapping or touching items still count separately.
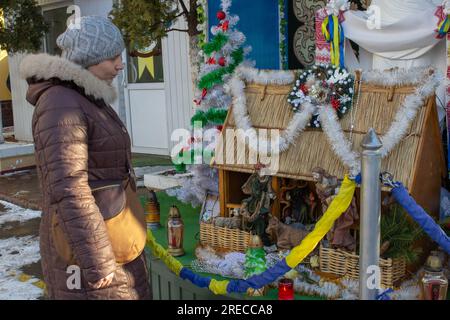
[248,234,263,249]
[246,286,267,297]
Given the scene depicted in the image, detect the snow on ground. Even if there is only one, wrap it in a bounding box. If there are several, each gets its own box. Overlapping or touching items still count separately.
[0,200,41,225]
[0,235,42,300]
[0,200,43,300]
[0,275,43,300]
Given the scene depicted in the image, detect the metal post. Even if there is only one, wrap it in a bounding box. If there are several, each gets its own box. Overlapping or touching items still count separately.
[359,128,382,300]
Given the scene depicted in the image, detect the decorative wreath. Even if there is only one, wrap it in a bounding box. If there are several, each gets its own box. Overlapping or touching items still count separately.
[287,64,355,128]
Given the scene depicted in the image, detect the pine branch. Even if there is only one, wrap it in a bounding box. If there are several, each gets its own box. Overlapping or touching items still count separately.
[381,204,424,263]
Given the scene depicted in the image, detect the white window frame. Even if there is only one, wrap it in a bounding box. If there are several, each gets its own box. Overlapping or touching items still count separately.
[40,0,74,53]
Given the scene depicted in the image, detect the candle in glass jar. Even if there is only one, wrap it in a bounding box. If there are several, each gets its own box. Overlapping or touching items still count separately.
[420,254,448,300]
[278,278,294,300]
[167,205,185,257]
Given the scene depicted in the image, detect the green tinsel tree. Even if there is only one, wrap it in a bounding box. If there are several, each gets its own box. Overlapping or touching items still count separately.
[244,247,267,279]
[166,1,249,208]
[190,108,228,127]
[192,1,247,123]
[0,0,49,53]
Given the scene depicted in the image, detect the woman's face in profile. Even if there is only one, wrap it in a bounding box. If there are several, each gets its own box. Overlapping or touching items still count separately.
[88,54,124,84]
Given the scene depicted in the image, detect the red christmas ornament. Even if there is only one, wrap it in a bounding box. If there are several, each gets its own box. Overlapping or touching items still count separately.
[331,97,340,110]
[217,10,226,20]
[207,57,216,65]
[218,57,226,66]
[216,125,223,132]
[221,20,229,31]
[194,88,208,106]
[300,84,309,95]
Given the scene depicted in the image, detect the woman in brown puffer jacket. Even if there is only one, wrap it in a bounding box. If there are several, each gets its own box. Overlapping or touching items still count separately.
[20,16,151,300]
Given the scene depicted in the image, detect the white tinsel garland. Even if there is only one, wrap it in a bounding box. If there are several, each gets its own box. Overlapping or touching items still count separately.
[227,66,441,175]
[221,0,232,14]
[191,246,245,279]
[319,68,442,175]
[325,0,350,16]
[228,67,315,154]
[292,265,342,299]
[293,277,341,299]
[444,0,450,15]
[319,105,361,176]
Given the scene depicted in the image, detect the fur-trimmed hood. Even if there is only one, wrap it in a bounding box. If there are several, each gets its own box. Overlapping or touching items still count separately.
[20,53,117,104]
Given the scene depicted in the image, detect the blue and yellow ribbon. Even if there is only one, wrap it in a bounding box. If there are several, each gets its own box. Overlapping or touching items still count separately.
[146,175,356,295]
[322,15,345,68]
[437,15,450,39]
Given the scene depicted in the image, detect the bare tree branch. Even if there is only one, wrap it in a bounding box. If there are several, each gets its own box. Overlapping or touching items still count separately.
[175,11,185,19]
[178,0,190,16]
[166,28,189,33]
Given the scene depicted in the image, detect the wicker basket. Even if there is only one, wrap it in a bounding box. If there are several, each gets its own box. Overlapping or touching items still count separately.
[200,222,251,252]
[319,245,406,288]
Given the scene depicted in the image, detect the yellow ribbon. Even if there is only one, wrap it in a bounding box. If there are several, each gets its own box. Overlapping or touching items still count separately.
[438,15,450,38]
[209,279,230,295]
[285,175,356,268]
[144,176,356,292]
[146,230,183,276]
[321,15,341,68]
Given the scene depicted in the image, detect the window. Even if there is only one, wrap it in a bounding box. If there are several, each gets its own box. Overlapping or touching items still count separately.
[42,6,71,55]
[126,40,164,83]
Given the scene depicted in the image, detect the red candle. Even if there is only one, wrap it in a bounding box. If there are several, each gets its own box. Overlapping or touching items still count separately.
[278,278,294,300]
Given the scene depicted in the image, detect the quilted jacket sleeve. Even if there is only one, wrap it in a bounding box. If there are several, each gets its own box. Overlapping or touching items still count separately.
[33,92,116,284]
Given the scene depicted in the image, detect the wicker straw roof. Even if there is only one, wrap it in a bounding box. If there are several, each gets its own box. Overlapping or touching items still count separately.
[213,81,433,190]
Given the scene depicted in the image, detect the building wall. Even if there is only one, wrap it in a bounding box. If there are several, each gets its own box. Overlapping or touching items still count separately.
[162,18,194,153]
[9,0,193,152]
[73,0,113,16]
[9,53,33,142]
[10,0,122,142]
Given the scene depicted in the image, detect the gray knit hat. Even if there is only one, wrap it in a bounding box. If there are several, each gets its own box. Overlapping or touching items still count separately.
[56,16,125,68]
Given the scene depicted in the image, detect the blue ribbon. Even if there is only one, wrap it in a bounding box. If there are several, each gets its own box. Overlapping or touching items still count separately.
[327,15,345,68]
[392,183,450,255]
[339,22,345,68]
[354,173,362,185]
[227,259,292,293]
[180,268,212,288]
[377,288,393,300]
[437,16,450,39]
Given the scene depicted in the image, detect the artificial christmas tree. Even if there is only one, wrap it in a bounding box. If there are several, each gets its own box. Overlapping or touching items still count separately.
[167,0,251,208]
